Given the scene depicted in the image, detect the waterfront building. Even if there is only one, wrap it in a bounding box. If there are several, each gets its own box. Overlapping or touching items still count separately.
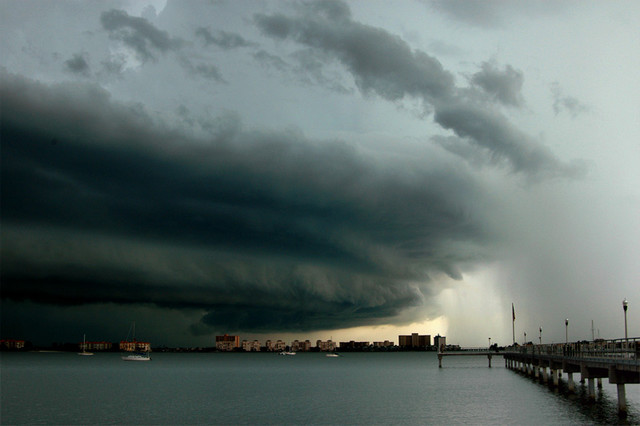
[215,334,240,351]
[316,340,337,351]
[0,339,26,350]
[291,340,312,352]
[373,340,393,348]
[241,340,261,351]
[265,339,287,352]
[399,333,431,349]
[119,341,151,352]
[339,341,370,350]
[79,341,113,351]
[434,335,446,351]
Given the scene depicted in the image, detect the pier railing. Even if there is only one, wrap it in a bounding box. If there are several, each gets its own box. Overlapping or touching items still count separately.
[505,337,640,364]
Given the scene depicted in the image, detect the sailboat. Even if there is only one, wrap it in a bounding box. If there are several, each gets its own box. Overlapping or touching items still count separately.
[77,334,94,356]
[121,322,151,361]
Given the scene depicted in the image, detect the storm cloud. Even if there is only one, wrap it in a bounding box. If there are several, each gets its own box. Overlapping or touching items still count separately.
[1,0,637,347]
[254,2,583,178]
[100,9,182,62]
[1,70,490,333]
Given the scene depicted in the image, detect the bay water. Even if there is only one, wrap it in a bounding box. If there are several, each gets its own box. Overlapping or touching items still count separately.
[2,352,639,424]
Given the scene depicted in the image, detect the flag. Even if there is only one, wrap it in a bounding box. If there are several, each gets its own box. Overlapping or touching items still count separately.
[512,303,515,321]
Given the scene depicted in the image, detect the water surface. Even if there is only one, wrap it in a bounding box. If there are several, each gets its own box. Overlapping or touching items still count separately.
[2,352,638,424]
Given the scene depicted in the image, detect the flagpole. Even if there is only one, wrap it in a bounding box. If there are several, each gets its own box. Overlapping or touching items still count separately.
[512,303,515,345]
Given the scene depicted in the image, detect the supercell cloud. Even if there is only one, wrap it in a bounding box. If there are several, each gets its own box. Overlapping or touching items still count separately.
[1,0,638,346]
[1,69,489,333]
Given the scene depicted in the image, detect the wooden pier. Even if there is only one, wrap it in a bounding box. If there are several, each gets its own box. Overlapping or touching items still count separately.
[439,338,639,415]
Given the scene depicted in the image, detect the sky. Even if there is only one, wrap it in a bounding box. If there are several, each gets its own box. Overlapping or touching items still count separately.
[1,0,639,348]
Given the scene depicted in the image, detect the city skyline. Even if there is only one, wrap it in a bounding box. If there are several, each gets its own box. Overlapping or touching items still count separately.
[1,0,639,348]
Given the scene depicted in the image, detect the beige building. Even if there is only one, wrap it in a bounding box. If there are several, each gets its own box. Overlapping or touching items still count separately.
[316,340,337,351]
[291,340,312,352]
[265,339,287,352]
[373,340,393,348]
[241,340,261,351]
[215,334,240,351]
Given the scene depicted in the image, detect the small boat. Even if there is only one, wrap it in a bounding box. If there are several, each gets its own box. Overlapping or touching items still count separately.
[121,352,151,361]
[279,351,296,356]
[121,322,151,361]
[326,352,340,357]
[78,334,94,356]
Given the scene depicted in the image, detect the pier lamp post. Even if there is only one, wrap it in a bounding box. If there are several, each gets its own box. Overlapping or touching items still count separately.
[539,327,542,345]
[565,318,569,344]
[488,337,491,349]
[622,298,628,343]
[524,332,526,345]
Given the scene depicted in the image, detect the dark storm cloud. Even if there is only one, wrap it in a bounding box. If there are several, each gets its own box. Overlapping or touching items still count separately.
[195,27,255,49]
[100,9,182,62]
[469,61,524,107]
[1,70,491,333]
[254,1,583,178]
[64,53,90,76]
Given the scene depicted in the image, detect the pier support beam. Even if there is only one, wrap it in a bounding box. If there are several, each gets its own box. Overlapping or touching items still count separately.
[608,366,639,415]
[567,372,575,393]
[588,378,596,400]
[617,384,626,414]
[488,354,492,368]
[562,361,580,394]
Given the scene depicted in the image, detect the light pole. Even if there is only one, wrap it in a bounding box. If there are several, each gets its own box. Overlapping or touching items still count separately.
[565,318,569,344]
[488,337,491,349]
[524,332,526,345]
[623,298,628,343]
[539,327,542,345]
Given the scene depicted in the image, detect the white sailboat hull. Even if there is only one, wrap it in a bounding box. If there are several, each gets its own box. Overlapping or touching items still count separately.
[121,353,151,361]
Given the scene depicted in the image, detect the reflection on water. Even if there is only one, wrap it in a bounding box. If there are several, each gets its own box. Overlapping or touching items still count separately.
[509,367,639,425]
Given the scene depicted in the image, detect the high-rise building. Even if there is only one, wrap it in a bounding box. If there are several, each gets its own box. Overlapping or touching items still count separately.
[398,333,431,348]
[434,335,446,351]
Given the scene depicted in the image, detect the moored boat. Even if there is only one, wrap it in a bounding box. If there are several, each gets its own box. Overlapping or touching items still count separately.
[77,334,94,356]
[121,352,151,361]
[120,322,151,361]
